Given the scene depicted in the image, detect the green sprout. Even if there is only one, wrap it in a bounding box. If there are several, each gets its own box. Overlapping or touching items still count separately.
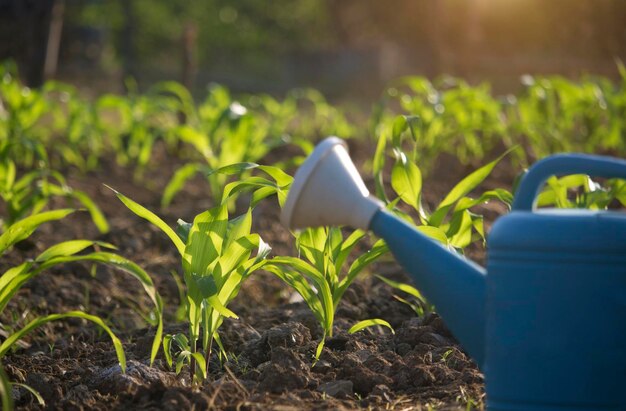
[110,187,271,382]
[265,227,388,360]
[0,209,164,409]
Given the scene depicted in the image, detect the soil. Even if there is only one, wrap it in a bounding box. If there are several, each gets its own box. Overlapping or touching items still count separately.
[2,139,518,410]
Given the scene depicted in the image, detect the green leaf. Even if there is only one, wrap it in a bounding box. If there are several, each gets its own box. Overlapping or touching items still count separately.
[162,163,203,208]
[348,319,394,335]
[264,265,324,325]
[336,240,388,302]
[207,162,259,177]
[0,209,75,255]
[35,240,115,262]
[258,165,293,187]
[268,256,334,334]
[0,311,126,372]
[70,190,110,234]
[107,186,185,257]
[314,338,325,361]
[0,263,33,310]
[0,363,13,411]
[437,147,514,210]
[34,251,163,364]
[448,210,473,249]
[221,177,277,205]
[375,275,425,300]
[176,219,192,243]
[184,206,228,276]
[391,154,422,211]
[391,116,408,147]
[13,383,45,406]
[333,230,365,274]
[416,226,449,245]
[163,334,173,368]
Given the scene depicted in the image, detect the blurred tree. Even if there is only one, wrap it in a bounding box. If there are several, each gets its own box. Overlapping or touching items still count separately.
[67,0,334,85]
[0,0,56,87]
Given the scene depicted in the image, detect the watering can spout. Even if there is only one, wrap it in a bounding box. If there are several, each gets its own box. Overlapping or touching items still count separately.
[369,209,486,367]
[281,137,486,368]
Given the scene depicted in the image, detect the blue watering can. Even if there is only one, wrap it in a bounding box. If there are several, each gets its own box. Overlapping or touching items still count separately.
[281,137,626,410]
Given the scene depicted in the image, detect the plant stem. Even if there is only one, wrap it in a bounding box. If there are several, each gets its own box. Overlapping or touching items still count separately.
[190,338,196,383]
[205,337,214,378]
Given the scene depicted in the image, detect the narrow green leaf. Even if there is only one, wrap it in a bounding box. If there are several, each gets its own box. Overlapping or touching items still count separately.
[207,162,259,177]
[373,132,388,201]
[336,240,388,302]
[348,319,394,335]
[448,210,473,249]
[106,186,185,257]
[163,334,173,368]
[257,165,293,187]
[314,338,325,361]
[416,226,449,245]
[0,311,126,372]
[162,163,203,208]
[34,251,163,365]
[437,147,514,209]
[0,209,75,255]
[13,383,45,406]
[71,190,110,234]
[375,275,425,300]
[35,240,115,262]
[0,363,13,411]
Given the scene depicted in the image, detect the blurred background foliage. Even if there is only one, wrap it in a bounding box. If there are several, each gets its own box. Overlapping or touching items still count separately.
[2,0,626,99]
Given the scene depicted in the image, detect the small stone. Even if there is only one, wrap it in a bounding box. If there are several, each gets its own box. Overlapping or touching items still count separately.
[311,360,333,374]
[317,380,354,398]
[396,343,412,356]
[354,349,371,363]
[266,322,311,349]
[325,334,349,350]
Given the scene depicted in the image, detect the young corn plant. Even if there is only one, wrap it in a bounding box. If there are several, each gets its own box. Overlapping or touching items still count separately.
[0,209,164,409]
[265,227,389,360]
[375,274,433,317]
[535,174,626,209]
[109,187,271,382]
[0,159,108,232]
[162,85,281,208]
[43,81,105,172]
[0,61,49,169]
[374,77,505,172]
[374,114,514,252]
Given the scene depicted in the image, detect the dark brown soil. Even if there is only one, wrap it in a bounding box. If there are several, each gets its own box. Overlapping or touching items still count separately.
[2,140,517,410]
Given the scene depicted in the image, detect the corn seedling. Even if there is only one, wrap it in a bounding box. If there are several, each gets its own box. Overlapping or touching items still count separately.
[535,174,626,210]
[0,209,164,408]
[376,77,505,171]
[348,318,394,335]
[0,160,108,233]
[162,85,282,207]
[110,187,270,382]
[265,227,388,360]
[375,274,433,317]
[374,115,514,251]
[0,63,49,169]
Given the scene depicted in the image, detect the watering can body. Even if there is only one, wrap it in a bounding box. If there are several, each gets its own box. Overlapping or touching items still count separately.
[487,209,626,410]
[281,138,626,410]
[484,155,626,410]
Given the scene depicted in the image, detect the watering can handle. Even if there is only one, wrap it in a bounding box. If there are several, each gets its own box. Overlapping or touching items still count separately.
[512,153,626,211]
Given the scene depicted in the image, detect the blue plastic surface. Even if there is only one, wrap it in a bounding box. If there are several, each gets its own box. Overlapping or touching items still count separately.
[370,209,488,367]
[367,153,626,410]
[484,154,626,409]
